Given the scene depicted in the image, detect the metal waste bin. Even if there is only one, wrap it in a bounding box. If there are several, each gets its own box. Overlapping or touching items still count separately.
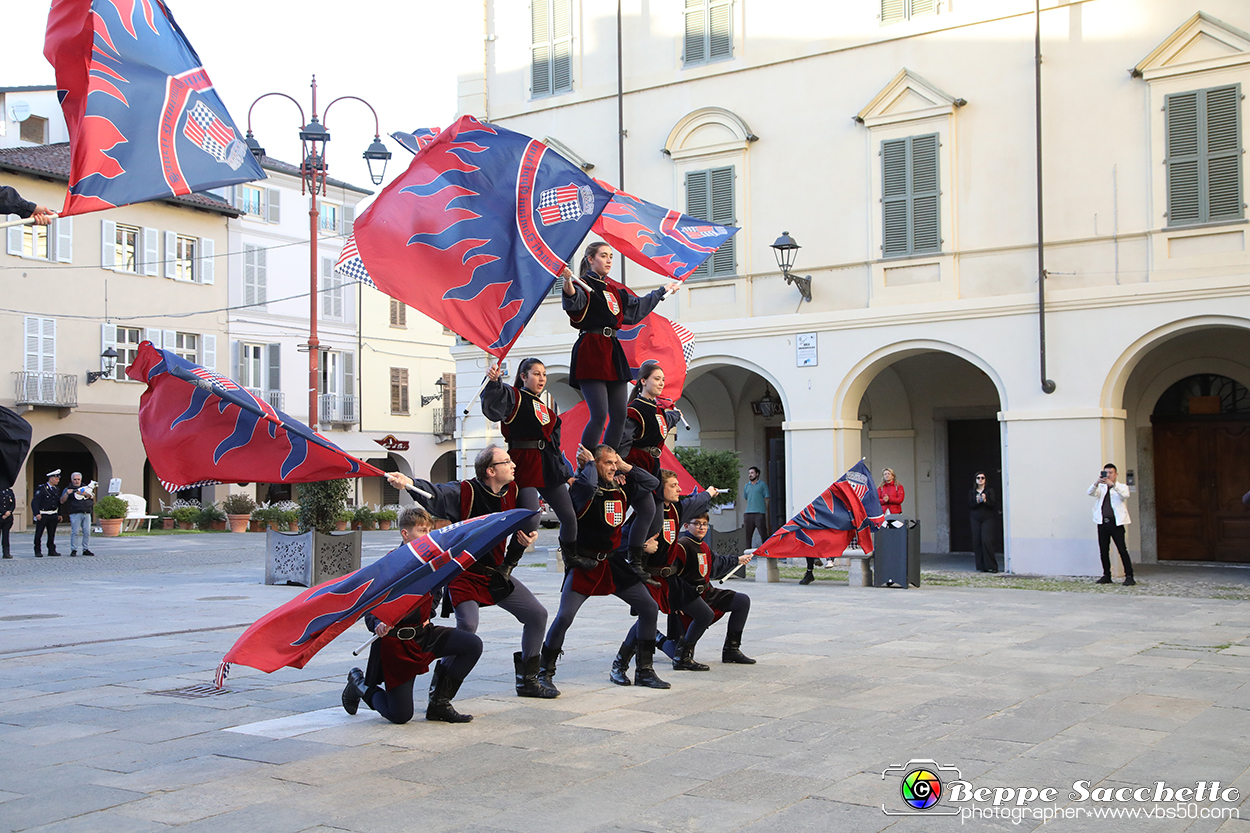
[874,518,920,588]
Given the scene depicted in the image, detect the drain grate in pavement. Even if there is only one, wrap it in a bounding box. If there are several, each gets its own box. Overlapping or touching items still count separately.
[151,684,239,699]
[0,614,64,622]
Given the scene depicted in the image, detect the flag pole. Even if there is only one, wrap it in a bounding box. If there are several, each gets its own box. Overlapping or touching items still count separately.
[352,632,379,656]
[0,214,57,230]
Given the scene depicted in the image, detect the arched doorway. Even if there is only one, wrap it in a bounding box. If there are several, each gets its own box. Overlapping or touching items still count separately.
[1152,374,1250,562]
[29,435,101,496]
[841,346,1004,557]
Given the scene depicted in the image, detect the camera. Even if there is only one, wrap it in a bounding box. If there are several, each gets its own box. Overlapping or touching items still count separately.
[1099,469,1108,479]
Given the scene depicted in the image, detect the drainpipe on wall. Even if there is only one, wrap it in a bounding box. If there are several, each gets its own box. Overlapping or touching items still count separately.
[1035,0,1056,395]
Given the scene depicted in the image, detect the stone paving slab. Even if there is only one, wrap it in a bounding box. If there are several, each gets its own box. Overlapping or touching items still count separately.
[2,536,1250,831]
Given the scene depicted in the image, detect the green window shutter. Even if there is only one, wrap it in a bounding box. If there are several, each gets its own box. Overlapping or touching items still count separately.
[910,0,936,16]
[684,0,707,65]
[708,0,732,61]
[881,0,906,24]
[532,0,552,98]
[1167,85,1244,226]
[881,139,909,256]
[709,166,735,275]
[882,134,940,258]
[552,0,573,94]
[911,134,941,253]
[685,169,711,278]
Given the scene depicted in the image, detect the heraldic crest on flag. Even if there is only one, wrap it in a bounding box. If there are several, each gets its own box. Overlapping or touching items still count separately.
[44,0,266,216]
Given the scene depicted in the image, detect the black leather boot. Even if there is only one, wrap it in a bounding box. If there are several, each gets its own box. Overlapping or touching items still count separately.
[625,547,658,586]
[537,644,561,697]
[341,667,369,715]
[425,664,473,723]
[515,651,557,698]
[609,640,635,686]
[633,643,671,689]
[672,638,710,671]
[799,570,814,585]
[722,630,756,664]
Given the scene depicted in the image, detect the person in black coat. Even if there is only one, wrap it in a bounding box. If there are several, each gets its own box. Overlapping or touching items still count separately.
[0,487,14,558]
[0,186,54,224]
[969,472,998,573]
[31,470,62,557]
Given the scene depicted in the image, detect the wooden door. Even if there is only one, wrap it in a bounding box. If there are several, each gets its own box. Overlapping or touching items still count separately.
[1154,420,1250,562]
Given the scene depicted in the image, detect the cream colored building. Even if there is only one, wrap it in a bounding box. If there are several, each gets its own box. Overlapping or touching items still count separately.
[1,143,237,528]
[449,0,1250,575]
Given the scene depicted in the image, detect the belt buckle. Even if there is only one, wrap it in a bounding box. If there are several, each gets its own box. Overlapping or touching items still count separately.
[536,440,545,450]
[394,626,419,641]
[649,447,661,458]
[601,327,614,338]
[596,552,608,562]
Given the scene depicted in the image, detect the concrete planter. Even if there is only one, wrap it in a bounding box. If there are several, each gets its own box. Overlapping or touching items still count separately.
[99,518,124,537]
[265,529,362,587]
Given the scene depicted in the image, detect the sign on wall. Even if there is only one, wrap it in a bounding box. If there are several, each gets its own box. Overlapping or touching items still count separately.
[797,333,817,367]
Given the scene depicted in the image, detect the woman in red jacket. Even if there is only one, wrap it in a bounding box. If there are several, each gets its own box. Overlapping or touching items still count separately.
[877,468,904,515]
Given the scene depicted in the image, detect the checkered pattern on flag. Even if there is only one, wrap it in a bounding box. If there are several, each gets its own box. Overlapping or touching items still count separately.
[537,185,584,225]
[334,234,375,287]
[673,322,696,365]
[183,102,245,169]
[755,461,887,559]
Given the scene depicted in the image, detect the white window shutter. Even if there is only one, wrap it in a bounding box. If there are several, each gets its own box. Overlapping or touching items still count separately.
[25,317,40,372]
[266,188,280,223]
[243,245,256,305]
[201,334,216,372]
[6,214,21,256]
[143,328,160,348]
[41,318,55,373]
[256,246,266,303]
[164,231,177,278]
[343,351,356,396]
[199,237,214,284]
[101,219,115,269]
[162,329,177,351]
[142,227,159,276]
[54,216,72,263]
[342,204,354,235]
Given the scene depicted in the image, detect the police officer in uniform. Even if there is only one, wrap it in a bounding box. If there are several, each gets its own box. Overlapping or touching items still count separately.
[31,470,62,557]
[0,486,14,558]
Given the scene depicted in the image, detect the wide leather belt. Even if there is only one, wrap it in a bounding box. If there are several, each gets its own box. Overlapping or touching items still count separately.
[636,446,661,459]
[647,565,676,577]
[581,328,617,338]
[578,548,610,562]
[393,625,426,641]
[512,440,546,450]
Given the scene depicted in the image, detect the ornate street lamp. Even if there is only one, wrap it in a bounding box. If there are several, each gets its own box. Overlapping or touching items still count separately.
[246,76,389,430]
[770,231,812,303]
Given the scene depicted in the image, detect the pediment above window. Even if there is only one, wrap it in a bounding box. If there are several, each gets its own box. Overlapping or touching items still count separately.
[1134,12,1250,80]
[664,107,758,160]
[856,69,964,128]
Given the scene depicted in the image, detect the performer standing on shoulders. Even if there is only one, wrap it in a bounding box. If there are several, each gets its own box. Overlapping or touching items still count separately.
[386,447,555,699]
[610,469,718,683]
[539,444,669,690]
[341,507,483,724]
[481,358,579,576]
[617,360,681,575]
[561,242,679,451]
[669,513,757,666]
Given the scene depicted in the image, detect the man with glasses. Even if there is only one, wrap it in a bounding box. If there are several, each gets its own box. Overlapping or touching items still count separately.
[387,444,553,699]
[1087,463,1135,586]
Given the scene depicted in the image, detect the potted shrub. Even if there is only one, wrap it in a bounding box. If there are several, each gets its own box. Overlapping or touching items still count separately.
[352,505,374,531]
[96,495,129,537]
[222,493,256,533]
[171,506,199,530]
[375,507,398,531]
[297,481,349,534]
[335,509,352,531]
[197,503,227,531]
[280,507,300,531]
[159,509,175,530]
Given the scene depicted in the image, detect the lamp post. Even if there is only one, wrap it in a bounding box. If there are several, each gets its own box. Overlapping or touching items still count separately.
[770,231,812,303]
[245,76,391,431]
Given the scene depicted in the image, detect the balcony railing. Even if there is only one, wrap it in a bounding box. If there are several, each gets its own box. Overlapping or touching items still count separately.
[319,393,358,424]
[245,388,286,412]
[14,372,77,408]
[432,406,456,437]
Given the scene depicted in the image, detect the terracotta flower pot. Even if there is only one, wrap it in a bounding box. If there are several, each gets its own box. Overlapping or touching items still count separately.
[249,519,261,532]
[210,520,227,531]
[99,517,124,537]
[378,520,392,531]
[335,520,348,531]
[178,521,194,530]
[162,518,175,530]
[227,514,250,533]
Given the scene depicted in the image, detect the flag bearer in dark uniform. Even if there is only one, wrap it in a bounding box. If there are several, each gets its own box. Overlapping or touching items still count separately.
[31,470,62,557]
[0,187,54,224]
[0,487,14,559]
[609,469,719,684]
[560,242,679,452]
[539,444,670,690]
[386,446,555,699]
[341,507,483,724]
[668,513,757,667]
[618,360,683,576]
[481,358,579,579]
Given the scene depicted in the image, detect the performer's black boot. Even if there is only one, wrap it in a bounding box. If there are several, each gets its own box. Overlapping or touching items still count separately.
[562,542,598,571]
[515,651,557,698]
[799,570,814,585]
[341,667,369,715]
[425,664,473,723]
[537,644,561,697]
[672,638,710,671]
[722,630,756,664]
[626,547,658,586]
[633,643,671,689]
[609,640,635,686]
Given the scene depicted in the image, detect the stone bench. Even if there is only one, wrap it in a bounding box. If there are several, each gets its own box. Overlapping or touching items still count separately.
[752,549,873,586]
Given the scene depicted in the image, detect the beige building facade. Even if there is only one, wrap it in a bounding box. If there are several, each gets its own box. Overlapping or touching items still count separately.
[449,0,1250,575]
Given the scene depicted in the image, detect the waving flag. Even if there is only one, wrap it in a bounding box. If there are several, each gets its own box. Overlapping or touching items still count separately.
[391,127,442,155]
[592,181,738,281]
[126,342,385,491]
[347,115,613,359]
[43,0,265,216]
[215,509,536,685]
[755,461,886,559]
[616,313,694,401]
[0,406,33,491]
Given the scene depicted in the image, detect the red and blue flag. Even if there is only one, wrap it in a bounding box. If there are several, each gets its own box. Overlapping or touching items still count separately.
[755,461,887,559]
[44,0,265,216]
[215,509,536,685]
[345,115,614,359]
[391,127,442,155]
[592,181,738,281]
[126,341,385,491]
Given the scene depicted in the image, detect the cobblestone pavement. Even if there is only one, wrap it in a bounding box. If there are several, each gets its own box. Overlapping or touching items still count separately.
[2,531,1250,831]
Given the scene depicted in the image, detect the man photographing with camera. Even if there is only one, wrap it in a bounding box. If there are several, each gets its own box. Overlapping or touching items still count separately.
[1087,463,1135,586]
